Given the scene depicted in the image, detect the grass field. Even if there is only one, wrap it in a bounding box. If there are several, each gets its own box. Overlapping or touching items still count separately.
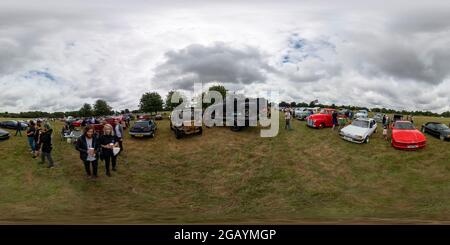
[0,113,449,224]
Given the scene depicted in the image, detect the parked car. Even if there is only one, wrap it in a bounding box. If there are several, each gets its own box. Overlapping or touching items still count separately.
[170,108,203,139]
[391,121,426,150]
[206,98,269,131]
[421,122,450,141]
[155,114,163,120]
[306,108,336,128]
[393,114,403,122]
[373,113,383,123]
[71,119,84,128]
[0,128,10,140]
[129,120,157,138]
[354,110,368,119]
[295,108,313,121]
[0,120,28,130]
[339,118,377,143]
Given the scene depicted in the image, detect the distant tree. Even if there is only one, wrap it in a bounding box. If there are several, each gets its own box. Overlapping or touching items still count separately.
[279,101,289,108]
[140,92,163,114]
[297,102,309,107]
[93,100,112,116]
[79,103,93,117]
[124,108,130,114]
[290,102,297,107]
[165,90,183,111]
[208,85,227,99]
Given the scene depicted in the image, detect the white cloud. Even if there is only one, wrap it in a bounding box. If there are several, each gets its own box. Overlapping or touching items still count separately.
[0,0,450,113]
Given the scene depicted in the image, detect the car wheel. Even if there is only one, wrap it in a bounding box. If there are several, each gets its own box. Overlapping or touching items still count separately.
[318,123,325,129]
[440,135,445,141]
[230,126,242,132]
[198,127,203,135]
[365,137,369,143]
[175,129,182,139]
[421,127,426,133]
[150,132,154,138]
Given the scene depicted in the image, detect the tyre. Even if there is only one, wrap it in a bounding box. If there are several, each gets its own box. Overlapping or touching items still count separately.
[198,127,203,135]
[319,123,325,129]
[150,132,154,138]
[230,126,242,132]
[421,127,426,133]
[440,135,445,141]
[175,129,182,139]
[365,136,369,144]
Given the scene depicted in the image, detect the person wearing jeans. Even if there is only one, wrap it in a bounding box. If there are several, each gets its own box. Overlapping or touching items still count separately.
[76,125,100,179]
[26,120,36,156]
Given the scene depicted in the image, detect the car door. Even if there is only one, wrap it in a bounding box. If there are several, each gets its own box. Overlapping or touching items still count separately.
[368,120,376,136]
[427,124,438,137]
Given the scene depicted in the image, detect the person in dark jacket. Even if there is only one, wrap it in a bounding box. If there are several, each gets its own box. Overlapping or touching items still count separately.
[332,110,338,131]
[15,121,22,136]
[39,124,54,168]
[34,120,43,157]
[76,125,100,179]
[100,124,119,177]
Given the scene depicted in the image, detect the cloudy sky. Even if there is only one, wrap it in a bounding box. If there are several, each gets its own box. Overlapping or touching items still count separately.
[1,0,450,113]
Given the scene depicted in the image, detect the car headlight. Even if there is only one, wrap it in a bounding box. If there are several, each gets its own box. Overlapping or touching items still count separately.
[355,135,363,139]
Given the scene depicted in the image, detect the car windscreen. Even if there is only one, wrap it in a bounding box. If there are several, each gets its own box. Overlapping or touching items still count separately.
[352,120,369,128]
[395,122,414,129]
[435,124,449,130]
[134,122,149,127]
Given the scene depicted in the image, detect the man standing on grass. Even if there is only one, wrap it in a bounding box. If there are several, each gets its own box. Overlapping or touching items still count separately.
[284,108,292,130]
[15,121,22,136]
[114,119,124,152]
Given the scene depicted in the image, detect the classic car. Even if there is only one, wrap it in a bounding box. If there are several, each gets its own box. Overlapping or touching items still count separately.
[306,108,336,128]
[0,128,10,140]
[354,110,368,119]
[373,113,383,123]
[421,122,450,141]
[170,108,203,139]
[205,98,268,131]
[295,108,314,121]
[0,120,28,130]
[129,120,157,138]
[391,121,426,150]
[393,114,403,122]
[339,118,377,143]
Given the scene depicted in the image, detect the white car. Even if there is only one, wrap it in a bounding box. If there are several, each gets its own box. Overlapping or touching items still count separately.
[354,110,368,119]
[339,118,377,143]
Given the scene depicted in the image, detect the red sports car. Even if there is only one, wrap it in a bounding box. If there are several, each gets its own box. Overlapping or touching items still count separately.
[391,121,426,150]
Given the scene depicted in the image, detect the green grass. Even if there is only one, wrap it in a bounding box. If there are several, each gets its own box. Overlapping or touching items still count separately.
[0,114,449,224]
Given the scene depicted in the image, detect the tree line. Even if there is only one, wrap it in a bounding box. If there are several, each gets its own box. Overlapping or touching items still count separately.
[1,85,448,118]
[278,101,450,117]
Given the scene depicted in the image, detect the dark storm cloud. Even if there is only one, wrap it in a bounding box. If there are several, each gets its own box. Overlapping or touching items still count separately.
[153,42,273,90]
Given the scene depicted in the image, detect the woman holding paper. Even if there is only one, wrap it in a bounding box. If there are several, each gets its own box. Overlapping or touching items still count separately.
[76,125,100,179]
[100,124,119,177]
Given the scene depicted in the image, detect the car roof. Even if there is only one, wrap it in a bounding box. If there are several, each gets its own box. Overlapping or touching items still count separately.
[355,118,372,122]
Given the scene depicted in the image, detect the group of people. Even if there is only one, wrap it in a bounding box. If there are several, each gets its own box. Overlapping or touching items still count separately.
[75,120,124,179]
[25,120,55,168]
[19,116,125,179]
